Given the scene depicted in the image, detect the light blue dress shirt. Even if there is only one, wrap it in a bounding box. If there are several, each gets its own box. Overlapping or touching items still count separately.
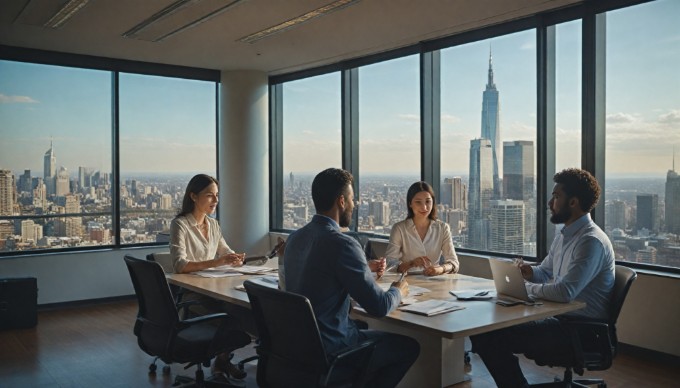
[526,213,615,320]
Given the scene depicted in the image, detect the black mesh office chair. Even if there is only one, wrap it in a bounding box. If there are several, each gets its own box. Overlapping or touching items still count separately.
[124,255,251,387]
[527,265,637,388]
[243,279,378,388]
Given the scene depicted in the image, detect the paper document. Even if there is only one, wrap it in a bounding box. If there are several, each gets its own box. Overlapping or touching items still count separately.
[398,299,465,316]
[379,283,430,297]
[194,265,277,277]
[449,289,496,300]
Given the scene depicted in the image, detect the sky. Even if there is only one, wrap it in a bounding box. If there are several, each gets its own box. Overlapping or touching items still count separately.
[1,0,678,179]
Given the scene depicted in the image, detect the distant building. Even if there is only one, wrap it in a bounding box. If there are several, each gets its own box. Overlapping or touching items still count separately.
[607,200,628,231]
[503,140,534,201]
[489,199,525,255]
[441,177,466,210]
[468,138,494,250]
[666,168,680,234]
[0,169,14,216]
[636,194,659,233]
[481,51,502,199]
[44,140,57,195]
[369,201,390,226]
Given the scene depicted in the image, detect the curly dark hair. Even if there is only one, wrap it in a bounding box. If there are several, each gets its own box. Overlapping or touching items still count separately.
[553,168,601,213]
[312,168,354,213]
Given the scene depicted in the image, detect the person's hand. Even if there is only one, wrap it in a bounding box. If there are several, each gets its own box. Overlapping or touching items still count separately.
[391,279,409,298]
[275,237,286,257]
[413,256,432,268]
[423,265,445,276]
[515,258,533,280]
[219,253,245,267]
[369,257,387,277]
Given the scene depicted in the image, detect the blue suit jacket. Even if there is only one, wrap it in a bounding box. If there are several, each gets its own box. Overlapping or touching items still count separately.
[284,214,401,353]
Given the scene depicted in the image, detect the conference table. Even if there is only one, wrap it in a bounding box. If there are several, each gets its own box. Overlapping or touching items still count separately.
[167,262,585,388]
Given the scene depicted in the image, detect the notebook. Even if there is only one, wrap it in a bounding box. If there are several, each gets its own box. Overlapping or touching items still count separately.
[489,258,536,304]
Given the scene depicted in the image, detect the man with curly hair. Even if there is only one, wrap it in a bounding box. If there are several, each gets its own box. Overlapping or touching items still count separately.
[470,168,615,388]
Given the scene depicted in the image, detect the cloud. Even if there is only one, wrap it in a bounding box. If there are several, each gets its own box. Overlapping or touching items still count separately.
[398,113,419,122]
[606,112,638,125]
[520,42,535,51]
[0,93,38,104]
[658,109,680,125]
[441,114,461,124]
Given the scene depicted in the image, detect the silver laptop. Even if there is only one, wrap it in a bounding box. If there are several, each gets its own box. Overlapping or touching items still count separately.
[489,258,536,304]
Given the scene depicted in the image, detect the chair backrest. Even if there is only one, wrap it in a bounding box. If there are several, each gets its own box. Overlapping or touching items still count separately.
[124,255,180,358]
[610,265,637,325]
[146,252,175,273]
[243,279,330,385]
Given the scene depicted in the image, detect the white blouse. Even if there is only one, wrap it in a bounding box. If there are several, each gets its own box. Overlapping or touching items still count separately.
[169,213,234,273]
[385,218,459,273]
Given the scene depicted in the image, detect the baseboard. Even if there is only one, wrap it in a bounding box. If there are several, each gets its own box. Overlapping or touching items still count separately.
[38,294,136,311]
[618,343,680,367]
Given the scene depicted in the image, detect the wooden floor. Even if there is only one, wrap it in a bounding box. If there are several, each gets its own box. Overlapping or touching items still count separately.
[0,299,677,388]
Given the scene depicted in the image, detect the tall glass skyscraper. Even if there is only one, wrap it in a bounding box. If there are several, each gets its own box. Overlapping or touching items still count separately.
[468,138,494,250]
[43,140,56,196]
[665,165,680,234]
[481,51,502,199]
[503,140,534,201]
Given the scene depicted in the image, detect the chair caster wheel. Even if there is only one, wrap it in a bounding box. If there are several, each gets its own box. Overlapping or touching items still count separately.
[149,363,157,373]
[163,365,171,375]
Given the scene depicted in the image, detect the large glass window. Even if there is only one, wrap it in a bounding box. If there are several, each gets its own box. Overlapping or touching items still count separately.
[555,20,582,172]
[357,55,420,234]
[119,73,217,245]
[440,31,537,256]
[604,0,680,269]
[281,73,341,230]
[0,61,112,252]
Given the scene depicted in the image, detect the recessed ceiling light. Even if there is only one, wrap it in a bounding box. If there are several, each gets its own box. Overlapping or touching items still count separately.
[44,0,90,29]
[237,0,360,44]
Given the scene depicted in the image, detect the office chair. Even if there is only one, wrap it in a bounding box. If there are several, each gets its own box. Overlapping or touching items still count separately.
[243,279,378,388]
[124,255,252,387]
[527,265,637,388]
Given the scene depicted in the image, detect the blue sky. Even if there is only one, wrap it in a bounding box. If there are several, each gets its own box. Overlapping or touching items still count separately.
[1,0,678,179]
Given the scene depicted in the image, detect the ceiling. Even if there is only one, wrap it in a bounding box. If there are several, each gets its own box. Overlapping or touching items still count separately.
[0,0,581,76]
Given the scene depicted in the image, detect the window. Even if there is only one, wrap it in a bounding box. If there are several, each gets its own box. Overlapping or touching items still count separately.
[440,30,537,256]
[281,73,341,230]
[604,0,680,269]
[555,20,582,172]
[119,73,217,245]
[0,61,112,252]
[357,55,420,234]
[0,58,218,255]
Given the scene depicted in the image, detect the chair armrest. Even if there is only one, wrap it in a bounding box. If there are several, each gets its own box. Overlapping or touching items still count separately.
[181,312,229,326]
[324,339,378,387]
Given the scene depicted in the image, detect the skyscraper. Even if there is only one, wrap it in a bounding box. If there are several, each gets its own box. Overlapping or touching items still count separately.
[481,50,502,199]
[44,140,57,196]
[56,167,70,197]
[0,169,14,216]
[468,138,494,250]
[503,140,534,201]
[442,177,467,210]
[489,199,525,255]
[636,194,659,233]
[666,167,680,235]
[369,201,391,226]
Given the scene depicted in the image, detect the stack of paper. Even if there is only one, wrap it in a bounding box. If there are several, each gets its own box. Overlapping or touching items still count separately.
[449,289,495,300]
[398,299,465,316]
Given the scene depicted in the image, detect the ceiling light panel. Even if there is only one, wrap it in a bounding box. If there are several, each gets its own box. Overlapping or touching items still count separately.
[237,0,360,44]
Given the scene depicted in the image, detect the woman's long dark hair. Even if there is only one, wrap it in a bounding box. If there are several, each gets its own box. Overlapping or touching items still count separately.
[405,181,437,220]
[177,174,218,217]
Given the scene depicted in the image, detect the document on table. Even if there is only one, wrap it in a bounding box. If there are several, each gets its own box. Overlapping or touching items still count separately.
[194,265,277,278]
[234,275,279,291]
[378,283,431,297]
[398,299,465,316]
[449,289,496,300]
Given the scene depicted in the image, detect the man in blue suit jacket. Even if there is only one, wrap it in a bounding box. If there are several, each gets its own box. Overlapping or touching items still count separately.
[285,168,419,388]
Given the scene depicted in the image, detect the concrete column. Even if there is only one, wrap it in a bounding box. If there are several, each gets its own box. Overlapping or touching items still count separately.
[218,71,269,254]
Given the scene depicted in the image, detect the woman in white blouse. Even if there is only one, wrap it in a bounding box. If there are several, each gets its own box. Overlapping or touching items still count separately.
[169,174,248,379]
[385,181,460,276]
[170,174,244,273]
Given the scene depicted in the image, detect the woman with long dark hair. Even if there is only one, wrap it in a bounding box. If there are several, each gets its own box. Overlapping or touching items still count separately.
[385,181,459,276]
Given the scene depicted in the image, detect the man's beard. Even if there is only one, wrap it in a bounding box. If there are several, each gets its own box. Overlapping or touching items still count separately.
[339,206,353,228]
[550,206,571,224]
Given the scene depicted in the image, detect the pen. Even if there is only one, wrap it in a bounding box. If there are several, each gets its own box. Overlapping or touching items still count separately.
[398,271,407,283]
